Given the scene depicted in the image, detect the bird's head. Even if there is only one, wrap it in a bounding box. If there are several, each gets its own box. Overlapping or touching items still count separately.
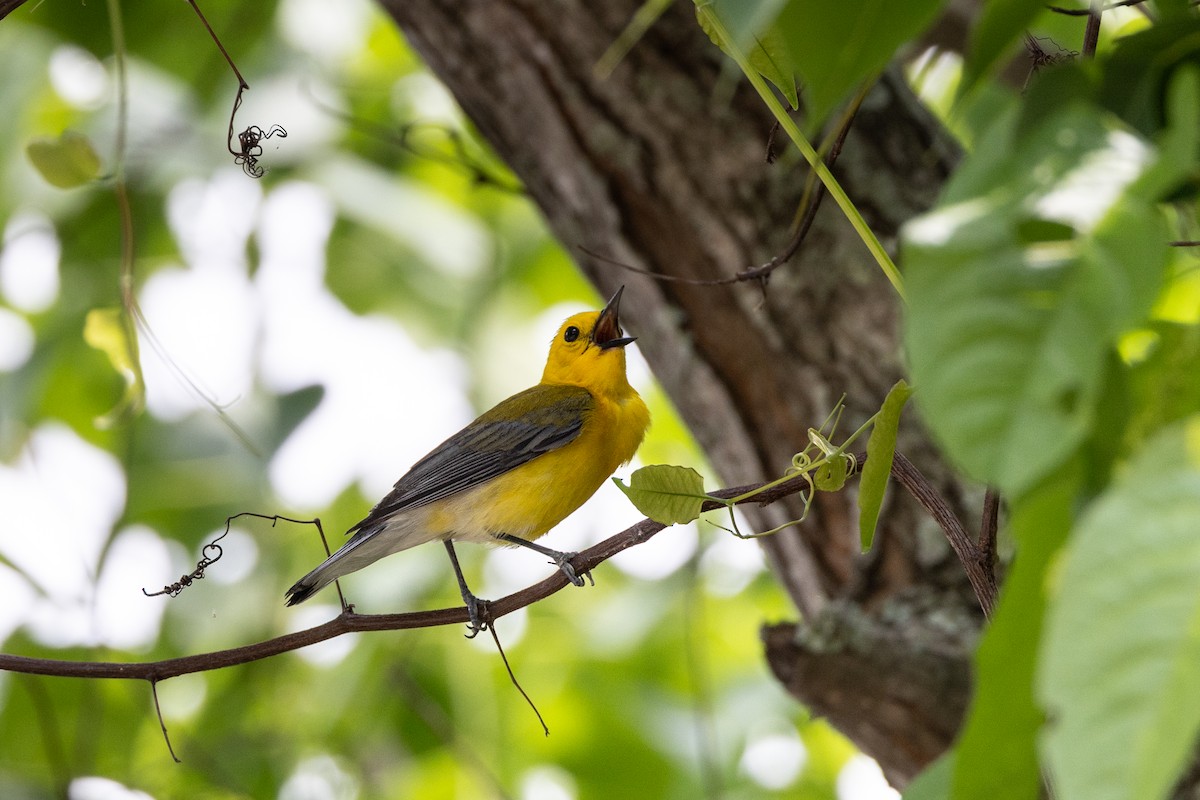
[542,286,637,393]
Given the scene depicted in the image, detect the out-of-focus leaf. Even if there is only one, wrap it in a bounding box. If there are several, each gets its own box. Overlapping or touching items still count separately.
[1127,322,1200,445]
[858,379,910,551]
[951,464,1080,800]
[904,751,954,800]
[1099,18,1200,143]
[775,0,947,127]
[1040,420,1200,800]
[83,306,144,427]
[697,0,798,108]
[26,130,102,189]
[903,98,1171,497]
[613,464,706,524]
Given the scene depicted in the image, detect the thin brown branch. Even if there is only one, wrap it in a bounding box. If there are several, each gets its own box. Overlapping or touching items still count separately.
[980,488,1000,557]
[0,439,998,677]
[889,453,998,617]
[150,680,181,763]
[185,0,248,90]
[0,0,30,22]
[0,477,809,681]
[488,625,548,736]
[1082,3,1103,58]
[0,448,997,676]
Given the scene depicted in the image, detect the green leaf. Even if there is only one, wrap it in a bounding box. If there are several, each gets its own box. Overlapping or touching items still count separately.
[903,100,1171,497]
[613,464,707,525]
[746,28,799,109]
[1127,322,1200,446]
[1099,18,1200,144]
[903,751,954,800]
[1039,420,1200,800]
[857,379,911,551]
[960,0,1044,97]
[26,129,102,189]
[697,0,798,109]
[774,0,947,127]
[83,306,144,427]
[951,464,1080,800]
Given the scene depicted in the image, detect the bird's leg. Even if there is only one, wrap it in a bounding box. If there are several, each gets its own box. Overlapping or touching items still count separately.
[494,533,594,588]
[443,539,491,638]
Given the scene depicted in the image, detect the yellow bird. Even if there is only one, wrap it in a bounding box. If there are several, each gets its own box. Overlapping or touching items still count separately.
[285,287,649,635]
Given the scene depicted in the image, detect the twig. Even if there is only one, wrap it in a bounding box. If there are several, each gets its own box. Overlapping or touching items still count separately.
[888,453,998,617]
[1082,2,1103,58]
[488,625,548,736]
[185,0,247,89]
[150,680,181,763]
[980,489,1000,558]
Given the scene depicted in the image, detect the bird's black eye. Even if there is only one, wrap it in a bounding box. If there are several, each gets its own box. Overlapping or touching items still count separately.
[563,326,581,343]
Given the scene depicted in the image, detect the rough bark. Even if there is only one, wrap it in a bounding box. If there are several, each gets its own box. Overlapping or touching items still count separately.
[376,0,978,785]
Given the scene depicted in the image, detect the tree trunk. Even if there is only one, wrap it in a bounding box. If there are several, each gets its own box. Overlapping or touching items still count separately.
[377,0,978,785]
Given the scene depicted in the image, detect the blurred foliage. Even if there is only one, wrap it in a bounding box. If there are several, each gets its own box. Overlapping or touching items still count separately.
[0,1,853,799]
[700,1,1200,798]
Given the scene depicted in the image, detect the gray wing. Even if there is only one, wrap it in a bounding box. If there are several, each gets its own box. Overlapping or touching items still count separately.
[347,384,593,539]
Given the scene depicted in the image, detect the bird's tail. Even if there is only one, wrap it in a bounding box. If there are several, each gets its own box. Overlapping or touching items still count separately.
[284,521,421,606]
[284,562,338,606]
[284,535,370,606]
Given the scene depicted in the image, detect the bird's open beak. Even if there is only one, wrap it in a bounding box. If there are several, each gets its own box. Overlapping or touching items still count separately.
[593,286,636,350]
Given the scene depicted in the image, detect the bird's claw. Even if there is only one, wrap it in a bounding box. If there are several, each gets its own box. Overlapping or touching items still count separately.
[463,593,493,639]
[553,552,593,588]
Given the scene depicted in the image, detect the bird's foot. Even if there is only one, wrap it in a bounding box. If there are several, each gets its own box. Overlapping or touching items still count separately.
[463,592,493,639]
[491,533,594,588]
[552,551,593,588]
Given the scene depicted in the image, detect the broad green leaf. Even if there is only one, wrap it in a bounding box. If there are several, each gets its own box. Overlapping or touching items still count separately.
[613,464,706,524]
[1039,420,1200,800]
[903,99,1171,497]
[83,306,144,427]
[1154,0,1191,18]
[960,0,1044,97]
[1127,322,1200,446]
[950,464,1079,800]
[858,379,911,551]
[1099,18,1200,145]
[775,0,947,127]
[26,129,102,189]
[697,0,798,109]
[1123,62,1200,202]
[903,751,954,800]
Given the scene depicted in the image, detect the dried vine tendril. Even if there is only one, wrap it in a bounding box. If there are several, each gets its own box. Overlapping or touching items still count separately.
[142,521,233,598]
[227,87,287,178]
